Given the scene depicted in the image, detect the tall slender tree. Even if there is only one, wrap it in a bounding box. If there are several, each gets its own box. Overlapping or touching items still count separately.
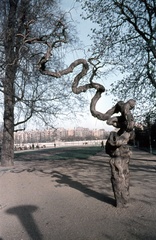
[0,0,85,166]
[1,0,24,166]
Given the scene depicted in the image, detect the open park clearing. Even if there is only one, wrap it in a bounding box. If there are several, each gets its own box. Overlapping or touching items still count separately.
[0,146,156,240]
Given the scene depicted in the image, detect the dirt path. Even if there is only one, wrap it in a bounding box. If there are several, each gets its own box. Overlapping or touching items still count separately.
[0,147,156,240]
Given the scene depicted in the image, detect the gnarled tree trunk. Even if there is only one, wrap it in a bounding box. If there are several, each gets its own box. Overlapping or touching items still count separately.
[105,132,132,207]
[25,23,136,207]
[104,101,135,207]
[37,50,136,207]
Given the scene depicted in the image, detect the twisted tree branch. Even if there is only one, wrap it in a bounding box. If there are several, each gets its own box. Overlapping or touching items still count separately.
[22,19,137,208]
[22,19,135,132]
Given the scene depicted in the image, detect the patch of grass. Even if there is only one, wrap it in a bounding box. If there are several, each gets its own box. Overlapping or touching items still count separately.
[50,147,101,160]
[14,146,102,161]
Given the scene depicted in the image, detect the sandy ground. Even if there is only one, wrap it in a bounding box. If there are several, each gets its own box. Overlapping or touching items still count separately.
[0,147,156,240]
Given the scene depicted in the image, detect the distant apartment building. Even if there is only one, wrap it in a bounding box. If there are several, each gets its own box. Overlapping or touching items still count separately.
[93,128,106,139]
[67,129,75,137]
[57,128,67,140]
[14,127,109,144]
[75,127,90,138]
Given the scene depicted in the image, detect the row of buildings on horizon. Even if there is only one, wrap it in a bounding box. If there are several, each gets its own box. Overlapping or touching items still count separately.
[14,127,110,145]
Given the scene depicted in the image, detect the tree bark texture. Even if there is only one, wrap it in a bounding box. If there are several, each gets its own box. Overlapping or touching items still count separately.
[1,70,15,166]
[89,83,135,207]
[1,0,23,166]
[1,1,17,166]
[105,133,131,207]
[105,101,135,207]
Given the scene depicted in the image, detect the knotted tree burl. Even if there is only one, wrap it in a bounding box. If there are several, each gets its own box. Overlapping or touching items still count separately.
[105,99,135,207]
[24,20,135,207]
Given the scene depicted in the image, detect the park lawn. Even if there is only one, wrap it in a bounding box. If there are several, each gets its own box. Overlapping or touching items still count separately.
[14,146,103,162]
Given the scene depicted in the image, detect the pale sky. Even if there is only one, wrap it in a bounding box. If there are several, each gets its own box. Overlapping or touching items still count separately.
[60,0,115,131]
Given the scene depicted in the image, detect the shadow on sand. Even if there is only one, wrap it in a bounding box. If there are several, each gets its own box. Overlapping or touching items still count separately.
[6,205,42,240]
[52,171,115,207]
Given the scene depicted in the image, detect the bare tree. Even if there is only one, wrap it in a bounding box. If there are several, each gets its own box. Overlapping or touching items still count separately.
[0,0,85,166]
[78,0,156,118]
